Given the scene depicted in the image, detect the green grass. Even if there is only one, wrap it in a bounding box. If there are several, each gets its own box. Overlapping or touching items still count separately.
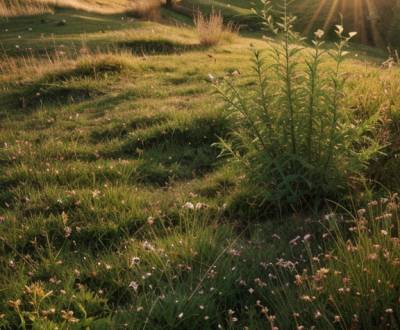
[1,2,400,329]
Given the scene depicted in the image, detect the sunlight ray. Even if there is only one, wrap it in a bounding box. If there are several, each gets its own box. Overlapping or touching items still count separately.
[304,0,328,35]
[365,0,384,46]
[322,0,340,31]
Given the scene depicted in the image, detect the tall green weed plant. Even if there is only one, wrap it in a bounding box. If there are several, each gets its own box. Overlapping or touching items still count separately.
[215,0,380,211]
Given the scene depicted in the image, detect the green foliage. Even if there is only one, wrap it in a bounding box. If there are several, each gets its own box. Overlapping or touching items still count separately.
[215,0,380,210]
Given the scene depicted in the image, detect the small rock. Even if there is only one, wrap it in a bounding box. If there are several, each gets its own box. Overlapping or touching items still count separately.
[57,19,67,26]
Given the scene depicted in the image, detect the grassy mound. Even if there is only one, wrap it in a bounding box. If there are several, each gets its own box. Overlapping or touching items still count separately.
[3,54,135,109]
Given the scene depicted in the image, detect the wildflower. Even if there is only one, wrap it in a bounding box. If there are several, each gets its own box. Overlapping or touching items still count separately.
[385,308,393,314]
[276,258,295,270]
[349,31,358,38]
[254,278,267,287]
[314,310,322,319]
[289,236,301,245]
[228,248,241,257]
[195,202,207,210]
[8,299,21,309]
[142,241,155,251]
[272,234,281,240]
[367,253,378,260]
[182,202,194,210]
[92,190,101,198]
[25,282,48,298]
[300,295,312,302]
[381,230,388,236]
[147,216,155,225]
[314,29,324,39]
[314,268,329,282]
[335,25,344,34]
[129,281,139,292]
[130,257,140,266]
[178,312,184,319]
[61,310,79,323]
[303,234,312,242]
[248,288,255,294]
[357,208,366,217]
[334,315,341,323]
[64,226,72,238]
[294,274,303,286]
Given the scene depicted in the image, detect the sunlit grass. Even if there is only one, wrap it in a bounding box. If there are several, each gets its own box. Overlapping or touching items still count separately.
[1,1,400,329]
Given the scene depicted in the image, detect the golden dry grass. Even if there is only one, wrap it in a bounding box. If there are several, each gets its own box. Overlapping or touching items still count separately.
[194,9,236,47]
[0,0,53,17]
[0,0,163,17]
[0,47,136,81]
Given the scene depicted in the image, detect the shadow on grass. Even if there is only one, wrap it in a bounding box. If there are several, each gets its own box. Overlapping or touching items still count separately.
[118,39,203,55]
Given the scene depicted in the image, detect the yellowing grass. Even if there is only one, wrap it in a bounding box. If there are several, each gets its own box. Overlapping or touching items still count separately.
[194,10,237,46]
[0,0,53,17]
[0,0,163,17]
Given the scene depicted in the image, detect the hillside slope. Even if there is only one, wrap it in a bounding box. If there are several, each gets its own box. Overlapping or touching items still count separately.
[180,0,400,47]
[1,2,400,329]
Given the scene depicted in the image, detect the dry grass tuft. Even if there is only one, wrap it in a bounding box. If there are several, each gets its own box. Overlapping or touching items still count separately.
[130,0,161,20]
[194,9,237,47]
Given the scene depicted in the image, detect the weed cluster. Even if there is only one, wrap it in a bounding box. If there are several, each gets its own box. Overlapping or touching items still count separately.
[215,1,380,211]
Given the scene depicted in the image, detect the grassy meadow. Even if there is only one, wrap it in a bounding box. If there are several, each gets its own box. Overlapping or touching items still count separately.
[1,0,400,329]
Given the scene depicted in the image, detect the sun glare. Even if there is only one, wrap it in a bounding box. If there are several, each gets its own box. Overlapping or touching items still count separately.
[302,0,386,46]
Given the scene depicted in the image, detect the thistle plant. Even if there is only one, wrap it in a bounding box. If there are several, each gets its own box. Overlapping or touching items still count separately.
[215,0,380,211]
